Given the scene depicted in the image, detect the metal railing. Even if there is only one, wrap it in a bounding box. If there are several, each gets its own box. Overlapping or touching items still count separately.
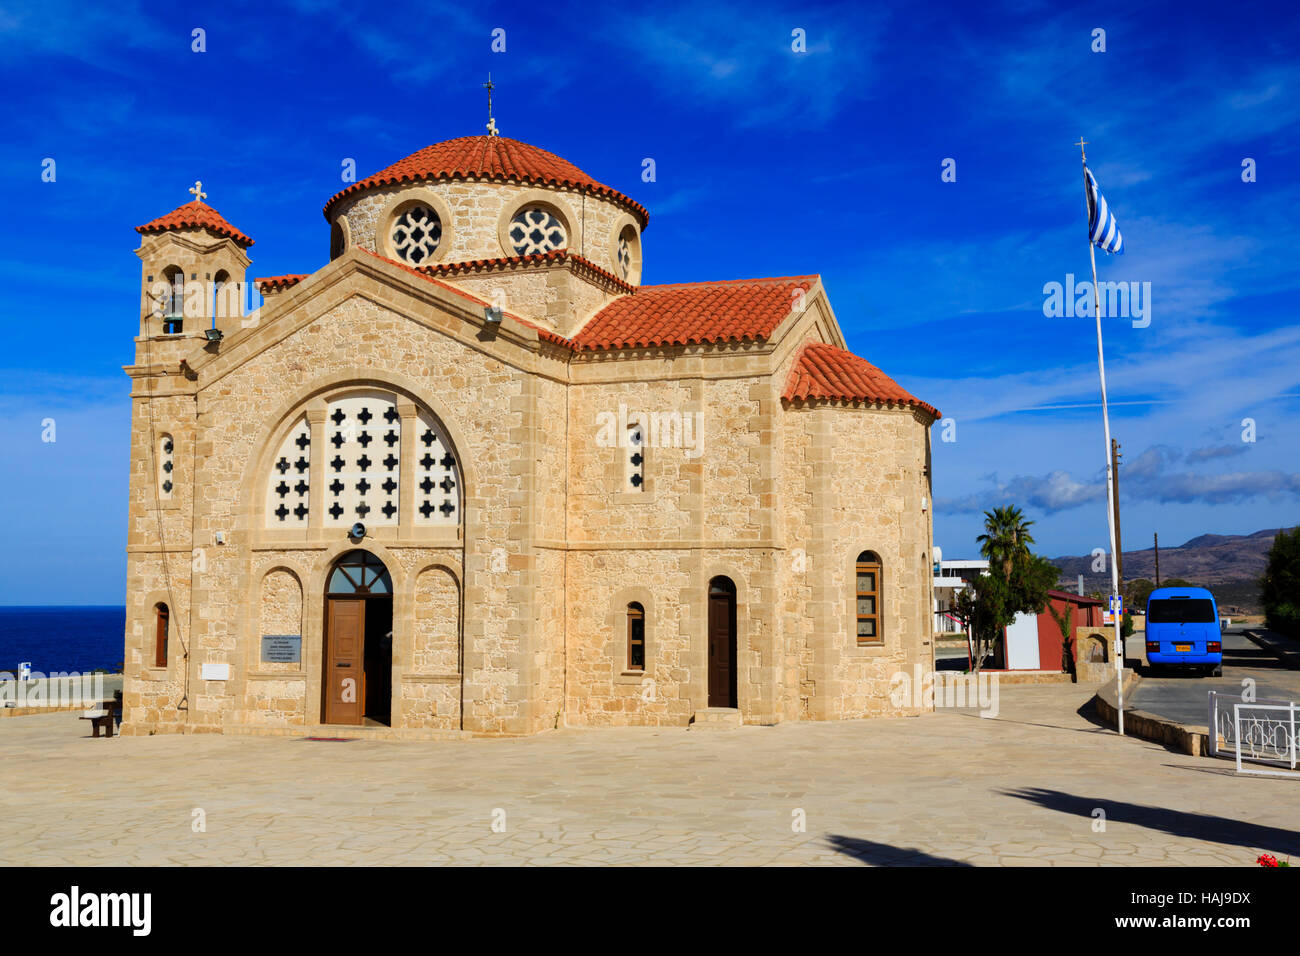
[1208,691,1299,778]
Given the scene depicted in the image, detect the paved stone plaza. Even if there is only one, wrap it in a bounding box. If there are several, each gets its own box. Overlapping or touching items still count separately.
[1,682,1295,866]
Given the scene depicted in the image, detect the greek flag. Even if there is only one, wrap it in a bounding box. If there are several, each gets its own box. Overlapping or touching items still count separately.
[1085,166,1124,254]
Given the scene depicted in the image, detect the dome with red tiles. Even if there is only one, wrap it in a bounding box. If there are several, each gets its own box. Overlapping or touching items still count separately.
[323,135,648,226]
[136,200,254,248]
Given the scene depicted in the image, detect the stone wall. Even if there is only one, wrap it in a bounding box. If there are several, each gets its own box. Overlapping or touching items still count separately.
[780,402,936,720]
[334,179,637,290]
[120,245,936,738]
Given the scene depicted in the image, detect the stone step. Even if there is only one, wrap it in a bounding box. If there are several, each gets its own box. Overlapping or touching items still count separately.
[689,707,742,731]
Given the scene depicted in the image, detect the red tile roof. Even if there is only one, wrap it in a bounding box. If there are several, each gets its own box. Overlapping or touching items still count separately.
[257,274,308,293]
[356,248,573,348]
[782,342,939,419]
[256,258,932,420]
[136,200,254,247]
[323,135,648,226]
[418,251,636,294]
[571,276,817,351]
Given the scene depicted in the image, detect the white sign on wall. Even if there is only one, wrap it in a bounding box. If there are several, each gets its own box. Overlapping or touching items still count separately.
[200,662,230,681]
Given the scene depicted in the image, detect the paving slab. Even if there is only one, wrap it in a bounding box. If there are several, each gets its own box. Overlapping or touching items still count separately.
[1,681,1296,866]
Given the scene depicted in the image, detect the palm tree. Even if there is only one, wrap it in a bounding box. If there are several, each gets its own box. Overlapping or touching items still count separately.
[976,505,1036,578]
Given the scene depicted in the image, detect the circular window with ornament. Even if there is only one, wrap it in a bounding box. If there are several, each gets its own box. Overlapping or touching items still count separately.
[508,206,567,255]
[389,205,442,265]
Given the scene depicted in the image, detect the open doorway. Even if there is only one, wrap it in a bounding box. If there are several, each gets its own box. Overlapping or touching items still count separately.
[322,550,393,726]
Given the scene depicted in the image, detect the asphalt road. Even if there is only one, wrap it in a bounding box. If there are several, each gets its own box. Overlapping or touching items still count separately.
[1128,627,1300,727]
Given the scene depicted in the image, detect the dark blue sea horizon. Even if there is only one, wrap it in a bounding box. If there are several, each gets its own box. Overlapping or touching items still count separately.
[0,606,126,675]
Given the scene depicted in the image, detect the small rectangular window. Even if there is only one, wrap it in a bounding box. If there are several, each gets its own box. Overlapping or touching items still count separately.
[627,603,645,670]
[155,605,169,667]
[855,559,881,646]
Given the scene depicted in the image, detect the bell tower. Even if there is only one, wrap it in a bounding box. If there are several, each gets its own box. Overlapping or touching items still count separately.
[133,182,254,364]
[123,186,255,725]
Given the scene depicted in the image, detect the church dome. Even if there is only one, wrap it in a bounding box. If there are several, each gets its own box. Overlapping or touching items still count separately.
[323,135,648,226]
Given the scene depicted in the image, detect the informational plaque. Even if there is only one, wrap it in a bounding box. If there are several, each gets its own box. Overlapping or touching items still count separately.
[261,634,302,664]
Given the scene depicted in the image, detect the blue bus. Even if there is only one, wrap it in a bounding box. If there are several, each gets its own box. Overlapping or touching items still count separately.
[1144,586,1223,677]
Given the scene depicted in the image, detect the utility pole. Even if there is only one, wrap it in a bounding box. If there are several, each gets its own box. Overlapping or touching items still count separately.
[1111,439,1123,594]
[1154,532,1160,586]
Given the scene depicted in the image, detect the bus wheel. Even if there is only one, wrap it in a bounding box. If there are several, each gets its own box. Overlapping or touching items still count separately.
[1211,664,1223,678]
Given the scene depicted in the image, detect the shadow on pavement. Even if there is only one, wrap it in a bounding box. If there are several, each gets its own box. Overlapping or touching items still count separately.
[999,787,1300,854]
[825,834,974,866]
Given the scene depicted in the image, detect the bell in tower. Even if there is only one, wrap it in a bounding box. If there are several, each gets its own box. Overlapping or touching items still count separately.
[133,181,254,350]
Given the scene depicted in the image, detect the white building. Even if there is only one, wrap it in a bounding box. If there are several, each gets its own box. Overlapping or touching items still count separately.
[932,556,989,634]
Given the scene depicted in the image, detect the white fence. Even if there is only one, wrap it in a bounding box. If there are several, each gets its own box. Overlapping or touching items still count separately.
[1208,691,1299,778]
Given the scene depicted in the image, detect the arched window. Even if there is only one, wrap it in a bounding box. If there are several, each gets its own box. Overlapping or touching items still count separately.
[162,266,184,333]
[330,220,346,260]
[626,602,645,671]
[154,603,169,667]
[616,224,641,283]
[263,390,461,530]
[158,433,174,501]
[855,551,882,646]
[212,270,230,319]
[327,550,392,594]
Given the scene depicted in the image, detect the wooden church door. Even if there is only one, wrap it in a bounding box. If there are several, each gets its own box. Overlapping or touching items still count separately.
[323,598,365,725]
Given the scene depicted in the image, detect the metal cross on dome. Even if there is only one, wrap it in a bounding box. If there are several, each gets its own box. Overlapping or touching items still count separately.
[484,73,498,137]
[189,180,207,203]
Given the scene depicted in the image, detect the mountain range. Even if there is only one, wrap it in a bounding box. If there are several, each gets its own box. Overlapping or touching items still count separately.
[1049,528,1289,611]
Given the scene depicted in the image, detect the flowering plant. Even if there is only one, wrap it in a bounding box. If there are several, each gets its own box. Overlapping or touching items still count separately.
[1257,854,1291,867]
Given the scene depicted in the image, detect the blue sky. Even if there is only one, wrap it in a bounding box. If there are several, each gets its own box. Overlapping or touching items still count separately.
[1,0,1297,603]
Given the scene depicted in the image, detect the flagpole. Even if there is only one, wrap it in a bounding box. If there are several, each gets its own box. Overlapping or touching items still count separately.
[1079,139,1124,737]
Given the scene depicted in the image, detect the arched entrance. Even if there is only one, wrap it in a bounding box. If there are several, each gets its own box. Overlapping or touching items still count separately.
[707,576,737,708]
[322,550,393,726]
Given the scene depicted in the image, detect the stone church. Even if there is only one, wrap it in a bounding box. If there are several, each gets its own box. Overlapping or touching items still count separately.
[121,130,940,737]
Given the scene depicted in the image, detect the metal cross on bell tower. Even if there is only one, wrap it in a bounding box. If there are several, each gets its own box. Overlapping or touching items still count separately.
[484,73,498,137]
[189,180,207,204]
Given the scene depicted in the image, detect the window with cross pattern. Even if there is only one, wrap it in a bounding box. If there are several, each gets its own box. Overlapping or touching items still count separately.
[264,390,460,529]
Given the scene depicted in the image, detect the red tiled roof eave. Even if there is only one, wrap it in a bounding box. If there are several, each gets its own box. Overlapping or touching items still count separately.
[571,276,818,352]
[782,342,940,420]
[417,250,637,295]
[256,274,308,293]
[136,200,254,247]
[323,135,648,227]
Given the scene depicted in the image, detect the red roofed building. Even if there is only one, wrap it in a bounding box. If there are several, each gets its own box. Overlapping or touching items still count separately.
[122,132,940,739]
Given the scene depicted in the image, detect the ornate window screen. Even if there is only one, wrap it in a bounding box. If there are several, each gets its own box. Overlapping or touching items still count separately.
[509,206,566,255]
[625,421,645,492]
[158,433,175,501]
[265,418,311,525]
[617,234,631,278]
[390,205,442,265]
[856,551,883,646]
[263,391,460,530]
[325,392,399,527]
[412,408,459,526]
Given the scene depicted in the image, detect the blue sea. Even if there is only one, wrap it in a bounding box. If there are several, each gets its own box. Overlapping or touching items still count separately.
[0,607,126,675]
